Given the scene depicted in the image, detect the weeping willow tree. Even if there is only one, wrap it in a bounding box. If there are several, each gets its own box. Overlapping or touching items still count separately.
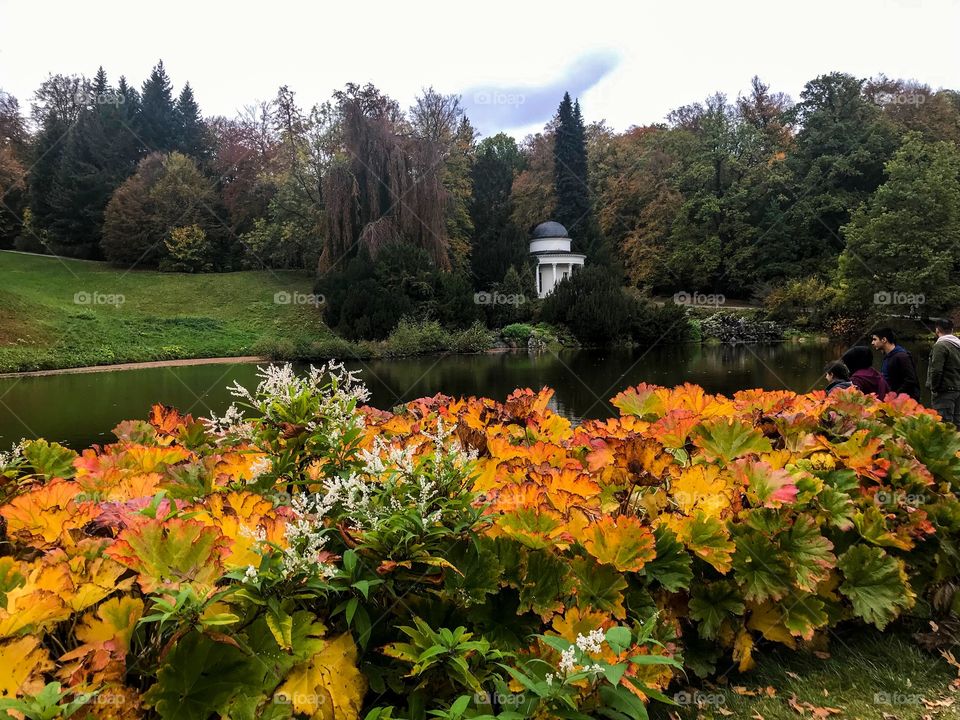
[320,83,453,272]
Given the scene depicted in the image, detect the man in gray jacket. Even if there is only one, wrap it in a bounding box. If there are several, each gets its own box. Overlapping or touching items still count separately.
[927,318,960,424]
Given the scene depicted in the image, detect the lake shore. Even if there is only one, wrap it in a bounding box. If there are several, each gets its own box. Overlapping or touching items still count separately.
[0,355,269,379]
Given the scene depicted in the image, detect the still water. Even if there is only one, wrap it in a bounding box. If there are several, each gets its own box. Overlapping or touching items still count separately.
[0,342,932,449]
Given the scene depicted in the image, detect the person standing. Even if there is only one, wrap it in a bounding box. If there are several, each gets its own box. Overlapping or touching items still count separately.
[841,346,891,398]
[927,318,960,424]
[870,327,921,401]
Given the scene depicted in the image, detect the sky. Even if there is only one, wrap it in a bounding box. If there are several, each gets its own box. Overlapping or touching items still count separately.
[1,0,959,138]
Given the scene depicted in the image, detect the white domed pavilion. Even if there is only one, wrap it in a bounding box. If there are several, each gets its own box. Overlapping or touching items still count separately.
[529,221,585,298]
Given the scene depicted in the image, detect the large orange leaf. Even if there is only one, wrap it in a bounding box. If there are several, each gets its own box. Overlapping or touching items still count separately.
[0,478,100,548]
[579,515,656,572]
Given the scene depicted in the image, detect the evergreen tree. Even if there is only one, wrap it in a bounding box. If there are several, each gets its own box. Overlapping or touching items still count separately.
[553,93,600,256]
[469,133,525,288]
[138,61,179,153]
[839,133,960,312]
[176,82,210,161]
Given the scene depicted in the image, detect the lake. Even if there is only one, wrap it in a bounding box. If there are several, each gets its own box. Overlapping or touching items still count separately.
[0,342,933,449]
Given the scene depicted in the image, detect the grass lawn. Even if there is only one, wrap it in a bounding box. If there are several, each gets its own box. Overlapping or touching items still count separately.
[0,251,334,372]
[650,626,958,720]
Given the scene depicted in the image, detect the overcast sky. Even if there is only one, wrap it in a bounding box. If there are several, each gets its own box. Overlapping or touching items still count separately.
[1,0,958,137]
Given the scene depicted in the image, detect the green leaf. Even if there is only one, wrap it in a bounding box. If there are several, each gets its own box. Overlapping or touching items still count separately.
[571,558,628,618]
[21,439,77,480]
[838,545,915,629]
[689,580,745,639]
[605,627,632,653]
[266,608,293,651]
[781,592,828,640]
[778,516,835,591]
[692,419,772,464]
[642,526,692,592]
[732,528,792,602]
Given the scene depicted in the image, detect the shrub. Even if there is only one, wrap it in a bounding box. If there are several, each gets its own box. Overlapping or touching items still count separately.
[160,224,215,273]
[384,318,452,356]
[763,276,840,330]
[501,322,535,343]
[1,367,957,719]
[450,321,495,353]
[542,266,689,346]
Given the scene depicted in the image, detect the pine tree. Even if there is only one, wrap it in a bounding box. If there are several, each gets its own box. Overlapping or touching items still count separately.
[553,93,604,260]
[176,82,209,161]
[138,60,179,153]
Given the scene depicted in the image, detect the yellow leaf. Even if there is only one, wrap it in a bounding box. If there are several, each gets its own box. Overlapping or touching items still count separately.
[276,633,366,720]
[0,636,54,697]
[746,601,797,649]
[670,465,731,517]
[733,628,755,672]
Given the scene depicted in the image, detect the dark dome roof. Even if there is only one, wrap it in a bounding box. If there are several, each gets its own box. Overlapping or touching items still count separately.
[531,221,569,239]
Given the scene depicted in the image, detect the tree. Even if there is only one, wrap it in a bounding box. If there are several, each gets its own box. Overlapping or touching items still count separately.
[101,152,224,268]
[176,83,210,161]
[553,93,599,255]
[469,133,525,288]
[780,73,899,276]
[510,131,555,232]
[138,61,179,153]
[839,133,960,312]
[410,88,475,271]
[0,90,26,247]
[323,82,452,271]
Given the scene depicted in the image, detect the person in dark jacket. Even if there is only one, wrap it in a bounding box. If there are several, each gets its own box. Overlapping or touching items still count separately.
[841,345,891,398]
[824,361,854,394]
[870,327,921,401]
[927,317,960,424]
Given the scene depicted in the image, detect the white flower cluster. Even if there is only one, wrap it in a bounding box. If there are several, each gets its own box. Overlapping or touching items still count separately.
[0,441,24,471]
[556,629,608,677]
[203,404,252,438]
[228,362,370,417]
[248,456,273,482]
[280,493,338,579]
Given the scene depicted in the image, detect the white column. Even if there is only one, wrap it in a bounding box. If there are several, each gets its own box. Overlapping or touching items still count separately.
[552,263,557,291]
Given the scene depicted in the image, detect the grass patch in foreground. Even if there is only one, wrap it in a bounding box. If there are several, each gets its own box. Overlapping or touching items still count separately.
[650,627,958,720]
[0,251,333,372]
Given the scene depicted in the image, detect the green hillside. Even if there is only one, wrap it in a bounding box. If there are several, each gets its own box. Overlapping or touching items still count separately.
[0,251,332,372]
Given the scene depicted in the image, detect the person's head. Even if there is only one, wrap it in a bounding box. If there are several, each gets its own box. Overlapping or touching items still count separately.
[934,317,954,338]
[870,327,896,352]
[841,345,873,372]
[824,361,850,383]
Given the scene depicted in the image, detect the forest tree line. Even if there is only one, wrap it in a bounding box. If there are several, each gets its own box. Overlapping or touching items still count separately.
[1,64,959,341]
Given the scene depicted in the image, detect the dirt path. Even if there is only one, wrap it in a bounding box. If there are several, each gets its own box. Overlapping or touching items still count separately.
[0,356,269,379]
